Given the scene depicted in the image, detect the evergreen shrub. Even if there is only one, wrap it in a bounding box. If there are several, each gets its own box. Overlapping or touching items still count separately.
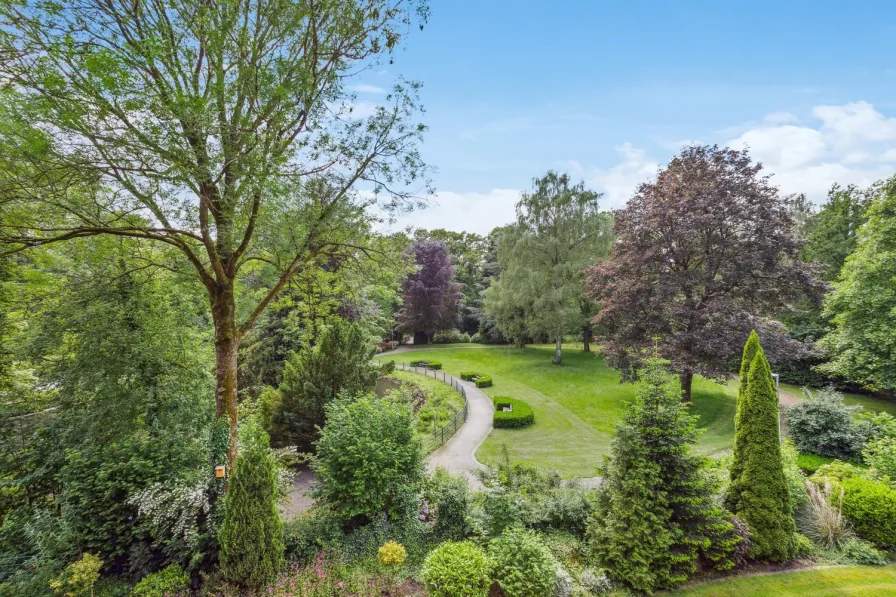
[493,397,534,428]
[489,527,556,597]
[421,541,491,597]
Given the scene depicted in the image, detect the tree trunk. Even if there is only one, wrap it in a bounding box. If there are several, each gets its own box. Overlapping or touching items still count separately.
[582,325,591,352]
[212,284,240,479]
[413,330,429,345]
[680,371,693,403]
[552,331,563,365]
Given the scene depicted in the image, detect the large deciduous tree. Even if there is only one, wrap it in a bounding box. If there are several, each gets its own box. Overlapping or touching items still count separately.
[0,0,430,468]
[484,172,613,364]
[397,239,461,344]
[818,176,896,395]
[586,145,823,400]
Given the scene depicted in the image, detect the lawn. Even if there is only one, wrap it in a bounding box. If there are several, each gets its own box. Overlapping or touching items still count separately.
[780,383,896,416]
[376,345,737,478]
[667,566,896,596]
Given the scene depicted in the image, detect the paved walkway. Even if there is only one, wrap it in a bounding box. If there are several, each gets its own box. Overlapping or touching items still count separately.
[414,368,494,491]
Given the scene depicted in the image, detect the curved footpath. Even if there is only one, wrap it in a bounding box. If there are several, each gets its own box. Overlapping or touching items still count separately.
[420,370,493,491]
[283,347,804,515]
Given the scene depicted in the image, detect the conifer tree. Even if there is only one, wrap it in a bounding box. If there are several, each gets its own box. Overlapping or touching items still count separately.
[588,358,739,594]
[219,419,285,588]
[726,340,796,561]
[729,330,761,485]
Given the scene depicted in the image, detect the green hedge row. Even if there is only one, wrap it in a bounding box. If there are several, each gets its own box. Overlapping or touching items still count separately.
[410,360,442,370]
[460,372,492,387]
[493,397,534,428]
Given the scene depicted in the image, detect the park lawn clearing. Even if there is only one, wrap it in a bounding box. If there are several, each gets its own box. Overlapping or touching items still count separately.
[780,383,896,416]
[666,565,896,596]
[377,345,737,478]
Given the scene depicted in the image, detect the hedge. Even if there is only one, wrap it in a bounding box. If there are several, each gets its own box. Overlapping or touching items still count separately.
[409,360,442,370]
[841,476,896,549]
[460,372,492,388]
[493,397,534,428]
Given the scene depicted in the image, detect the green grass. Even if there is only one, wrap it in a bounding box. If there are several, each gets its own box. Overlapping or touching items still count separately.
[388,369,466,436]
[781,383,896,416]
[377,345,737,478]
[667,566,896,596]
[796,452,836,474]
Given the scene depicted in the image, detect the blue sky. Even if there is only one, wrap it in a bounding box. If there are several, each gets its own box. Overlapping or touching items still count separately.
[359,1,896,233]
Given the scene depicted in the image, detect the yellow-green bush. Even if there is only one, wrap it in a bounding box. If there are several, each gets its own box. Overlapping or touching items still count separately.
[377,540,407,566]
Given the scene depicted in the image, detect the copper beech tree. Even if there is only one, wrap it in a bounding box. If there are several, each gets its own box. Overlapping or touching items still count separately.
[586,145,824,401]
[0,0,430,470]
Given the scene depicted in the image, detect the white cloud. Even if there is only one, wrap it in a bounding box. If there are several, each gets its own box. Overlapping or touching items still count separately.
[392,189,522,234]
[727,101,896,200]
[567,143,659,209]
[349,83,387,94]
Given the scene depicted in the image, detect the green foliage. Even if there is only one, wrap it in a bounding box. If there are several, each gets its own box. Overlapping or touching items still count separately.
[726,340,797,562]
[273,319,379,449]
[810,461,864,485]
[475,375,493,388]
[483,171,614,364]
[838,538,888,566]
[131,564,190,597]
[493,397,535,428]
[862,436,896,480]
[819,176,896,392]
[489,527,557,597]
[282,509,343,564]
[784,387,866,460]
[424,468,471,541]
[219,420,285,588]
[840,476,896,548]
[796,453,836,475]
[792,533,816,558]
[588,358,739,594]
[421,541,491,597]
[313,395,424,527]
[49,553,102,597]
[389,370,465,438]
[432,329,472,344]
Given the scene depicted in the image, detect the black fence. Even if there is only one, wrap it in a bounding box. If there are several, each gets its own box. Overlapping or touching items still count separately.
[396,363,469,453]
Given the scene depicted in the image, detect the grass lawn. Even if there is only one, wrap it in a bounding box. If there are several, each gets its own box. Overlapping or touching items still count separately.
[667,566,896,596]
[376,344,737,478]
[781,383,896,416]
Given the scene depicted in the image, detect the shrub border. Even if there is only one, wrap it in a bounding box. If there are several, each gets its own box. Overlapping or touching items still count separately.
[492,397,534,428]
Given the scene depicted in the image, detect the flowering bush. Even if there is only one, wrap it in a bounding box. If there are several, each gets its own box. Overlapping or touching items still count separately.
[377,541,407,567]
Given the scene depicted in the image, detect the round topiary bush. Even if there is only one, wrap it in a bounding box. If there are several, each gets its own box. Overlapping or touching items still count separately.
[132,564,190,597]
[493,398,534,428]
[421,541,491,597]
[489,527,556,597]
[377,540,407,567]
[841,476,896,548]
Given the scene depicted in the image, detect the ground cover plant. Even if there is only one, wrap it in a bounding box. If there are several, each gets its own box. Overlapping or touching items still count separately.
[377,345,737,477]
[387,370,466,437]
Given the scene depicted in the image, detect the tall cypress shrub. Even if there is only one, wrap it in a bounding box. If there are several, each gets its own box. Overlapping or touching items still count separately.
[219,419,285,588]
[729,330,761,486]
[587,359,739,594]
[726,341,796,561]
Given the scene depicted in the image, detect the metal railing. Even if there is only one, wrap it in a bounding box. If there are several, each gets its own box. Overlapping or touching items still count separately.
[396,363,469,453]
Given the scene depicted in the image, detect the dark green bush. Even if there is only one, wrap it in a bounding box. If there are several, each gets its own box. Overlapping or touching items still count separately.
[841,476,896,548]
[313,395,424,527]
[428,361,442,370]
[460,372,477,381]
[432,329,471,344]
[475,375,492,388]
[132,564,190,597]
[493,397,534,428]
[380,360,396,375]
[218,420,285,589]
[489,527,556,597]
[784,387,866,460]
[408,359,440,369]
[283,509,343,564]
[421,541,491,597]
[425,469,471,541]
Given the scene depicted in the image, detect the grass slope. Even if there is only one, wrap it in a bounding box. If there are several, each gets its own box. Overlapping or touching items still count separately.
[377,345,736,477]
[668,566,896,596]
[781,383,896,416]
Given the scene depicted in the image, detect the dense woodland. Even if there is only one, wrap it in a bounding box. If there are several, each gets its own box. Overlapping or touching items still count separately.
[0,0,895,596]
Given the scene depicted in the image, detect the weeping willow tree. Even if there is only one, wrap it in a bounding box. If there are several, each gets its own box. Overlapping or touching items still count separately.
[483,172,614,363]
